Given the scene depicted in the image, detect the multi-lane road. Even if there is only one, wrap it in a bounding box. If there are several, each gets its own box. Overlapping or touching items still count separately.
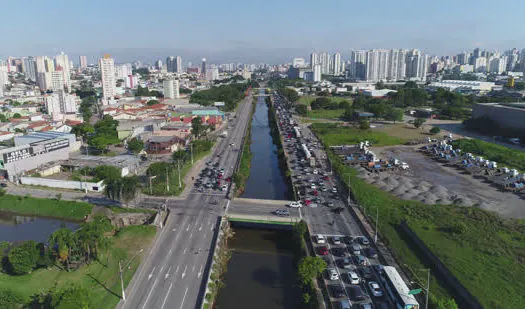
[118,90,255,309]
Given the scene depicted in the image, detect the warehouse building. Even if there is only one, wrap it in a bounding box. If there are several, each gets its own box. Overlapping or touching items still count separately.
[472,103,525,131]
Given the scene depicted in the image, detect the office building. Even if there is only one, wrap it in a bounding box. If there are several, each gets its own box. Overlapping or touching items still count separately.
[292,57,306,68]
[45,90,78,120]
[333,53,341,75]
[176,56,182,73]
[201,58,207,77]
[54,53,71,89]
[163,78,180,99]
[350,50,367,80]
[23,57,37,81]
[99,54,116,103]
[155,59,163,70]
[365,49,389,81]
[313,64,321,82]
[310,52,318,69]
[79,56,87,68]
[166,56,176,73]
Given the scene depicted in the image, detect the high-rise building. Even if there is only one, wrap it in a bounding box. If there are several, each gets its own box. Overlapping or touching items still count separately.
[23,57,37,81]
[292,57,306,68]
[365,49,389,81]
[206,66,219,81]
[115,63,132,80]
[44,57,54,72]
[176,56,182,73]
[489,56,507,74]
[313,64,322,82]
[155,59,163,70]
[405,50,429,81]
[333,53,341,75]
[350,50,367,80]
[163,78,180,99]
[319,52,330,74]
[45,90,78,121]
[474,57,488,72]
[166,56,176,73]
[35,56,46,73]
[310,52,318,69]
[99,54,116,104]
[51,71,65,91]
[79,56,88,68]
[387,49,407,81]
[201,58,207,77]
[54,53,71,89]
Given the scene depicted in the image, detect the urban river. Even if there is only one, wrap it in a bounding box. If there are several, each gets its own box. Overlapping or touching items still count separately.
[215,89,300,309]
[241,88,292,200]
[214,226,300,309]
[0,211,79,243]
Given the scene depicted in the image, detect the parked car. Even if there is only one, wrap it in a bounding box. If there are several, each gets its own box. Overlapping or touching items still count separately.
[347,271,360,285]
[319,246,329,255]
[327,268,339,281]
[332,236,342,245]
[368,281,383,297]
[367,247,377,258]
[360,237,370,246]
[342,258,353,269]
[315,234,326,244]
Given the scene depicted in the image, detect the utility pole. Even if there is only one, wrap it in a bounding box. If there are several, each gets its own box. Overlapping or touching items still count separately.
[425,269,430,309]
[119,260,126,301]
[165,167,170,192]
[178,160,182,188]
[374,207,379,244]
[190,143,194,164]
[347,175,351,206]
[149,176,153,195]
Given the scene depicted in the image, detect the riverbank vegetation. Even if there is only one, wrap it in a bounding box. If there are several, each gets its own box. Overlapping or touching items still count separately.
[232,96,257,196]
[0,194,92,221]
[145,139,215,196]
[312,124,525,308]
[190,81,259,111]
[0,219,156,308]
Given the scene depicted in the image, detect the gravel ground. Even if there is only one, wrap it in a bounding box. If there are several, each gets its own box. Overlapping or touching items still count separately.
[354,146,525,218]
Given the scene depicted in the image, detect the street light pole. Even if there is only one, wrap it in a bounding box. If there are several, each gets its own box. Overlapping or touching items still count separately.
[347,175,351,206]
[190,143,194,164]
[119,260,126,301]
[177,160,182,188]
[425,268,430,309]
[165,167,170,192]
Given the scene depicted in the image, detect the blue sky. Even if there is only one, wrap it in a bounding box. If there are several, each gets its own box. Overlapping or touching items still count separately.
[3,0,525,62]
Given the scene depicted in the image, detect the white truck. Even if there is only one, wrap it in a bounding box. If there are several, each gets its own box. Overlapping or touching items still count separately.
[220,131,228,138]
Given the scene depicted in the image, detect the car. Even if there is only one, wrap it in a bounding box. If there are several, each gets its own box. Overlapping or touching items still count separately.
[221,184,228,191]
[360,303,373,309]
[342,258,353,269]
[373,264,385,274]
[332,236,342,245]
[348,285,366,301]
[315,234,326,244]
[288,201,303,208]
[356,255,368,266]
[368,281,383,297]
[332,247,347,257]
[360,266,373,279]
[273,209,290,217]
[229,143,235,146]
[327,201,335,207]
[360,237,370,246]
[330,285,345,298]
[350,244,361,255]
[313,190,319,196]
[367,247,377,258]
[313,169,318,174]
[310,184,317,189]
[332,187,338,193]
[319,246,329,255]
[327,268,339,280]
[347,271,360,285]
[322,256,333,266]
[339,300,352,309]
[322,176,329,180]
[321,187,328,192]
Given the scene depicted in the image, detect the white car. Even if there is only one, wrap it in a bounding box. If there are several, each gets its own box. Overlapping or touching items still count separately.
[288,201,303,208]
[368,281,383,297]
[332,236,342,245]
[221,184,228,191]
[310,184,317,189]
[315,234,326,244]
[347,271,360,285]
[313,169,318,174]
[332,188,338,193]
[327,268,339,281]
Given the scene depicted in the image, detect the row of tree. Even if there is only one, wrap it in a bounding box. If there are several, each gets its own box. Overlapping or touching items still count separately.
[189,82,258,111]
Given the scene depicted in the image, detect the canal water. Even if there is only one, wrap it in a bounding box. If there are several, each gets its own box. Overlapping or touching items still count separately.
[241,88,292,200]
[0,212,79,243]
[214,226,301,309]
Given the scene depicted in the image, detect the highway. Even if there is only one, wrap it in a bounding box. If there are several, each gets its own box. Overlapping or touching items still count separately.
[118,90,255,309]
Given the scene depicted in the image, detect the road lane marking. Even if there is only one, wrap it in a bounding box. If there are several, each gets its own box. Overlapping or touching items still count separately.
[186,224,190,231]
[160,282,173,309]
[182,265,187,278]
[199,225,202,231]
[198,265,203,278]
[183,247,187,254]
[210,225,214,231]
[147,266,156,280]
[175,265,180,276]
[192,265,196,272]
[190,232,193,238]
[172,228,176,232]
[141,264,165,309]
[179,287,189,309]
[164,266,171,280]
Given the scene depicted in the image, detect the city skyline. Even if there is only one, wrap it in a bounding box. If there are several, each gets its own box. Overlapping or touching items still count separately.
[3,0,525,62]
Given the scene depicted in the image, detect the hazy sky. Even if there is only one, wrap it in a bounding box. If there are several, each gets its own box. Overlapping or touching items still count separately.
[3,0,525,63]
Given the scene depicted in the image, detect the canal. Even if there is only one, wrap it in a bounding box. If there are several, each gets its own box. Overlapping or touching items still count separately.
[216,89,300,309]
[241,88,292,200]
[214,226,301,309]
[0,212,79,243]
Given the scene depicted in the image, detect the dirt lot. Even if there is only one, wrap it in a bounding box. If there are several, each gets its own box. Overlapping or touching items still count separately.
[356,145,525,218]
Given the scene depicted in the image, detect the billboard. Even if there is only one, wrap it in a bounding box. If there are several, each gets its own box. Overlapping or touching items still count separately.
[3,147,33,164]
[214,102,225,107]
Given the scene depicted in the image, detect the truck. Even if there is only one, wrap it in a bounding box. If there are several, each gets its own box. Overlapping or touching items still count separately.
[220,131,228,138]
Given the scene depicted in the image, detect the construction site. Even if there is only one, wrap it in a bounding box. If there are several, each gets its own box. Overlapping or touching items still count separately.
[332,140,525,218]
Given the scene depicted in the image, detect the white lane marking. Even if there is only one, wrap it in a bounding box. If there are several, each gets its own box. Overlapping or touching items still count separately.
[189,232,193,238]
[168,248,172,255]
[198,265,203,278]
[141,264,165,309]
[183,247,187,254]
[186,224,190,231]
[179,287,189,309]
[172,228,176,232]
[182,265,187,278]
[175,265,180,276]
[160,282,173,309]
[199,225,202,231]
[192,265,196,272]
[299,207,303,219]
[210,225,214,231]
[147,266,156,280]
[164,266,172,280]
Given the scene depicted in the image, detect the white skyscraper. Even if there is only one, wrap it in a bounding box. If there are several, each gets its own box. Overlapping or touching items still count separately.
[406,50,429,81]
[35,56,46,73]
[51,71,65,91]
[350,50,367,80]
[310,53,318,69]
[45,90,78,121]
[99,54,116,104]
[163,78,180,99]
[206,66,219,81]
[333,53,341,75]
[115,63,132,80]
[23,57,37,81]
[313,64,322,82]
[474,57,488,72]
[365,49,389,81]
[292,58,306,68]
[489,56,507,74]
[79,56,88,68]
[54,52,71,89]
[387,49,407,81]
[319,52,330,74]
[176,56,182,74]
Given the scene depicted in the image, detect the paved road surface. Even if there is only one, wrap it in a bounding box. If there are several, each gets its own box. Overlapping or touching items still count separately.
[119,91,255,309]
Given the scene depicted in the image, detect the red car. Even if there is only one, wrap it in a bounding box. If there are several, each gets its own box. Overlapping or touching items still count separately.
[304,199,312,206]
[319,246,329,255]
[323,176,329,180]
[313,190,318,196]
[218,174,223,179]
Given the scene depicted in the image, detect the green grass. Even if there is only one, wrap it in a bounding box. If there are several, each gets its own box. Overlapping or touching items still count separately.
[451,138,525,172]
[306,109,345,119]
[0,195,93,221]
[0,225,156,308]
[313,125,525,309]
[311,123,406,146]
[298,96,351,106]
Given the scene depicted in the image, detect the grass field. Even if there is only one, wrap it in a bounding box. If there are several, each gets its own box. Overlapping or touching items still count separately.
[313,124,525,308]
[375,123,432,140]
[311,123,405,146]
[451,138,525,172]
[306,109,345,120]
[0,195,93,221]
[0,225,156,308]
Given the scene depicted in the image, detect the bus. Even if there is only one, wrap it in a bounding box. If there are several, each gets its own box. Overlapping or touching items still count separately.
[382,266,419,309]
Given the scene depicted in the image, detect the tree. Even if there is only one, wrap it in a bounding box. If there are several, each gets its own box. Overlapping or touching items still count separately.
[7,241,39,275]
[430,127,441,134]
[358,119,370,130]
[191,117,205,138]
[338,100,351,110]
[71,123,94,139]
[436,297,459,309]
[12,113,21,119]
[297,256,327,286]
[172,150,187,162]
[146,99,160,106]
[0,114,7,123]
[127,138,144,154]
[0,289,24,308]
[280,88,299,103]
[296,104,308,116]
[88,115,119,151]
[375,81,385,90]
[44,285,93,309]
[385,108,404,123]
[48,228,78,270]
[414,117,426,128]
[404,81,418,88]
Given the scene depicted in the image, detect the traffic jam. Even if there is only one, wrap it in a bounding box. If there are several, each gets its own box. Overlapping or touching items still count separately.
[271,92,419,309]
